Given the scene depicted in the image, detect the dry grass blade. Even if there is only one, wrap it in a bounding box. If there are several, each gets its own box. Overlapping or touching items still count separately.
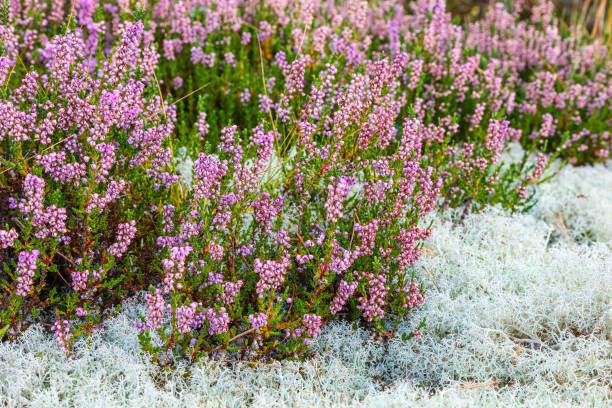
[171,82,210,105]
[455,380,500,391]
[422,265,441,292]
[551,210,570,241]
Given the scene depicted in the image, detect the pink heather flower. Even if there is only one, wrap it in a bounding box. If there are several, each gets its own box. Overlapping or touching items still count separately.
[220,280,243,304]
[248,312,268,330]
[162,245,192,293]
[92,267,103,281]
[206,307,229,335]
[173,76,183,89]
[207,272,223,285]
[296,254,314,264]
[19,174,45,215]
[241,32,251,45]
[324,176,356,224]
[413,330,422,339]
[208,241,225,261]
[193,154,228,200]
[51,319,72,351]
[258,94,273,113]
[303,314,323,338]
[516,184,528,200]
[201,53,215,68]
[33,204,67,239]
[240,88,251,103]
[15,250,40,296]
[485,119,510,163]
[94,143,117,180]
[532,153,548,179]
[224,52,236,68]
[36,152,87,185]
[539,113,555,138]
[0,228,18,249]
[75,308,88,317]
[191,47,205,64]
[408,59,423,90]
[15,249,40,297]
[107,220,137,258]
[357,274,388,321]
[267,77,276,90]
[258,21,273,42]
[355,219,379,256]
[398,118,424,163]
[250,124,275,174]
[397,226,431,271]
[161,204,175,234]
[176,302,199,334]
[104,21,146,84]
[330,280,358,314]
[0,56,11,85]
[254,257,290,298]
[252,192,283,231]
[402,281,427,309]
[71,269,89,292]
[470,102,486,129]
[196,112,209,140]
[329,244,356,275]
[86,179,127,214]
[145,289,167,330]
[285,56,309,98]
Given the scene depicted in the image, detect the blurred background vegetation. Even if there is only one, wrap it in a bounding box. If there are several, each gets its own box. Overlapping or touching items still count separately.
[447,0,612,48]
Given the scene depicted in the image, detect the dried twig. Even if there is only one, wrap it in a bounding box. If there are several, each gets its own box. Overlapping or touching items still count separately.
[212,327,256,352]
[311,358,324,392]
[455,381,500,391]
[151,70,167,119]
[422,265,441,292]
[440,342,461,360]
[551,211,570,241]
[171,82,210,105]
[422,246,438,256]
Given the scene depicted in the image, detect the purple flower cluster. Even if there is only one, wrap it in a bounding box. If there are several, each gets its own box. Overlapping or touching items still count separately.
[15,250,40,297]
[144,289,168,331]
[107,221,137,258]
[324,176,356,224]
[248,312,268,330]
[208,241,225,261]
[356,273,389,322]
[51,319,72,351]
[330,280,358,315]
[254,257,290,298]
[176,302,199,334]
[303,314,323,338]
[162,246,192,293]
[206,307,230,335]
[193,154,228,200]
[0,229,18,249]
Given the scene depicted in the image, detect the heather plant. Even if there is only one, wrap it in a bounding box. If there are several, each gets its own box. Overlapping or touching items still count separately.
[134,38,555,361]
[465,0,611,164]
[0,22,176,347]
[0,0,609,363]
[137,59,437,359]
[4,0,607,163]
[147,0,564,210]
